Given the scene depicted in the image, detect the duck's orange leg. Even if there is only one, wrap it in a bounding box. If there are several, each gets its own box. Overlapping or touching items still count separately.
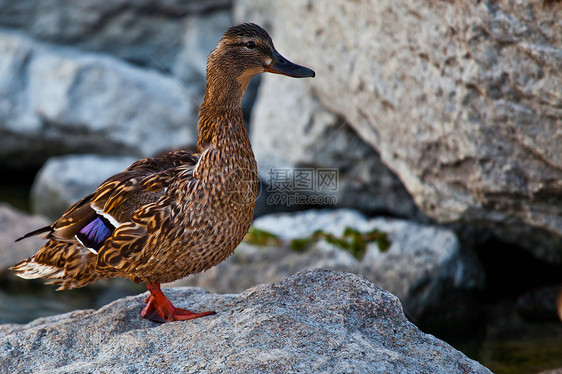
[141,282,215,323]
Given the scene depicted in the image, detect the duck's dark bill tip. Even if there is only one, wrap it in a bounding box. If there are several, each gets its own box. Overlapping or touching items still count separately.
[266,51,315,78]
[301,68,316,78]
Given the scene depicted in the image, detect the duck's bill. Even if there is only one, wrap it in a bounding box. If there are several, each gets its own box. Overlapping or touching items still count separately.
[265,50,315,78]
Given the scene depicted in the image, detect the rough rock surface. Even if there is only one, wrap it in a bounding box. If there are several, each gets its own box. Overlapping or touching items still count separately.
[0,204,50,272]
[0,269,492,373]
[251,75,422,218]
[175,209,484,323]
[0,30,196,168]
[237,0,562,263]
[30,154,138,219]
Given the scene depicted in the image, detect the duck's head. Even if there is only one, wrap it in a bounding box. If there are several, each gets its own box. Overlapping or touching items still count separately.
[205,23,315,104]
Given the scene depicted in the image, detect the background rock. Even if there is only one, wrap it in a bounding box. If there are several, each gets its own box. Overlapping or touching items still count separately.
[251,76,423,218]
[175,209,484,327]
[172,11,233,92]
[0,0,232,88]
[30,154,138,219]
[0,1,237,170]
[236,0,562,264]
[0,29,196,168]
[0,269,492,373]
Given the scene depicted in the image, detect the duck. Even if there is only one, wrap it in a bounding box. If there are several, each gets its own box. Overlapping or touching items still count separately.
[11,23,315,323]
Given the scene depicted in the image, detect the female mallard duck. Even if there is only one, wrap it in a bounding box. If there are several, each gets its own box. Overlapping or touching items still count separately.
[11,23,315,323]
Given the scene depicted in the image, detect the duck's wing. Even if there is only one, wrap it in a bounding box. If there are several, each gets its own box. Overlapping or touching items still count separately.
[12,150,198,288]
[21,151,197,246]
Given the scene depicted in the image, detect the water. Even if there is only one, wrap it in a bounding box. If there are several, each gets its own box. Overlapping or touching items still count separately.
[455,323,562,374]
[477,332,562,373]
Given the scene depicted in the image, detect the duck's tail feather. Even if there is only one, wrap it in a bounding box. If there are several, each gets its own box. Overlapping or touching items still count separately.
[10,240,102,290]
[15,226,52,242]
[10,260,65,280]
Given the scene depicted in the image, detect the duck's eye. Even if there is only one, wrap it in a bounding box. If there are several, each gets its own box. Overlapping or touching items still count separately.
[245,41,256,49]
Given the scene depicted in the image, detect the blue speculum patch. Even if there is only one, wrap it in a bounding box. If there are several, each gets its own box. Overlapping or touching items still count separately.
[77,216,113,252]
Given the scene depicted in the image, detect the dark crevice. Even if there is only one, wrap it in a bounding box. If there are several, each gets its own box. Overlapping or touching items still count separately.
[0,165,41,212]
[475,239,562,300]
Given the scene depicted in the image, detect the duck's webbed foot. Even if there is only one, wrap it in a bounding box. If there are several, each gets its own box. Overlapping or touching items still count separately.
[141,282,216,323]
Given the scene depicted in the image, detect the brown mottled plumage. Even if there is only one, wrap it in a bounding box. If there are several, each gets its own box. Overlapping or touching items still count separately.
[11,23,315,322]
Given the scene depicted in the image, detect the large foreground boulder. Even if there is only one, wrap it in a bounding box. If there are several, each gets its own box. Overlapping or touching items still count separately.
[236,0,562,264]
[0,269,491,373]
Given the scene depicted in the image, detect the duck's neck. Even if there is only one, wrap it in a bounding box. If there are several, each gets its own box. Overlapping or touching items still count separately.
[196,73,251,153]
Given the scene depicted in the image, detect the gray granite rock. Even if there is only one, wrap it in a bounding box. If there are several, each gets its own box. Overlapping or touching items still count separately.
[30,154,138,219]
[0,30,196,168]
[175,209,484,323]
[236,0,562,264]
[0,269,492,373]
[0,204,50,272]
